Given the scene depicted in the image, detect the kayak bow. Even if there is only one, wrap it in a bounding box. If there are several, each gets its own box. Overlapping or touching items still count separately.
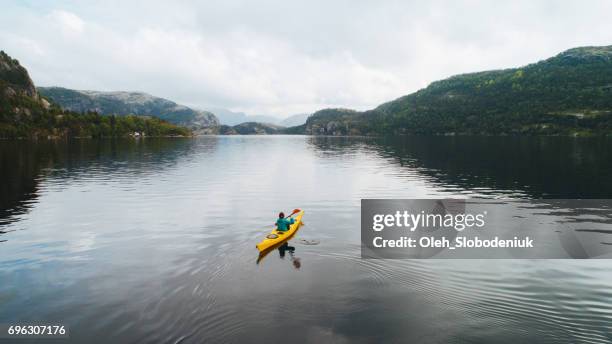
[256,210,304,252]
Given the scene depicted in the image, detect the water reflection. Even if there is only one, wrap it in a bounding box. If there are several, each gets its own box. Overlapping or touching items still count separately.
[278,242,301,269]
[1,136,612,343]
[0,138,208,227]
[308,136,612,198]
[278,242,295,257]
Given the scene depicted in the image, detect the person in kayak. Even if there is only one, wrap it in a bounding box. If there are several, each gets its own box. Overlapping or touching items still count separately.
[276,212,295,232]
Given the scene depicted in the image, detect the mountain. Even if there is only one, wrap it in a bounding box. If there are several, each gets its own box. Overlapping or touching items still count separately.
[0,51,38,99]
[279,113,309,127]
[206,106,308,126]
[205,107,250,125]
[214,122,285,135]
[231,122,284,134]
[249,114,283,124]
[38,87,218,129]
[293,46,612,136]
[0,51,190,138]
[35,85,297,134]
[206,107,281,126]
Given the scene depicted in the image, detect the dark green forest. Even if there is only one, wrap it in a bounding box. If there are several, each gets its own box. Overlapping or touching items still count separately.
[0,51,191,139]
[296,46,612,136]
[0,85,191,139]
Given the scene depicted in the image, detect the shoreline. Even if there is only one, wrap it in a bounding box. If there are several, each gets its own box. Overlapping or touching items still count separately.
[2,132,612,140]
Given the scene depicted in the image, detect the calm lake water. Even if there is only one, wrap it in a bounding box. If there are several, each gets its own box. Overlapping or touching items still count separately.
[1,135,612,343]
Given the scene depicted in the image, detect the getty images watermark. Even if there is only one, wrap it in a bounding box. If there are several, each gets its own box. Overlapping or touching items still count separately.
[361,199,612,259]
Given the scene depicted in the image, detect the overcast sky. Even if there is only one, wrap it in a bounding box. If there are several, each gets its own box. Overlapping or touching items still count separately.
[1,0,611,117]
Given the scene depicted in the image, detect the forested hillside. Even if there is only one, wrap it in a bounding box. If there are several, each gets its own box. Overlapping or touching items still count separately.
[0,51,191,139]
[295,46,612,136]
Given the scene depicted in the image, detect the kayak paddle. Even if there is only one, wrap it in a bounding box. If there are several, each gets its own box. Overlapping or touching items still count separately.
[287,208,301,217]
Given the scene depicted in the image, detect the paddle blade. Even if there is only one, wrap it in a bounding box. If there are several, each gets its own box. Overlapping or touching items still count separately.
[289,208,301,217]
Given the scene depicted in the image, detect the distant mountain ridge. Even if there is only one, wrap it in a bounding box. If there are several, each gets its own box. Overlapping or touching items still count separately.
[290,45,612,136]
[38,87,219,129]
[279,113,309,127]
[206,107,276,126]
[12,44,612,138]
[39,87,311,129]
[207,107,309,126]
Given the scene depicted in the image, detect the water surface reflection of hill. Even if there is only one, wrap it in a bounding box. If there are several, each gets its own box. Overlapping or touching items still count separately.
[308,136,612,198]
[0,138,205,226]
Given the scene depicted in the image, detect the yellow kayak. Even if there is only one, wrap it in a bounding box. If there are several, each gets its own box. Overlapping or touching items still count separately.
[256,210,304,252]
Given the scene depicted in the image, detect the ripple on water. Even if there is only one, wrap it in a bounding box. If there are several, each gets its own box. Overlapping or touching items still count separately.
[312,249,612,343]
[3,137,612,343]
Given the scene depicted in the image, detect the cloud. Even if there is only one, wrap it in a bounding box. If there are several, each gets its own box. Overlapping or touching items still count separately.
[1,0,612,116]
[48,10,84,35]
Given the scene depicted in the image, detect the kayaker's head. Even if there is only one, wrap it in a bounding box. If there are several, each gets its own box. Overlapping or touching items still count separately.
[279,212,285,219]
